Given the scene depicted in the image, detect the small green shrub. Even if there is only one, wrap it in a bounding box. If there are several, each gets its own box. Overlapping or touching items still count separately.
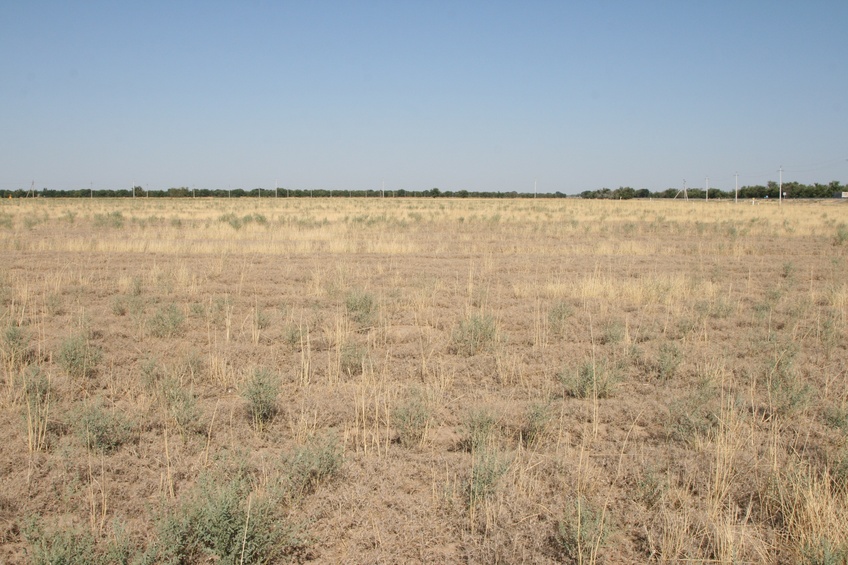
[461,407,499,452]
[600,319,624,345]
[3,324,31,369]
[666,380,719,443]
[148,303,184,338]
[57,334,101,379]
[520,402,551,446]
[162,379,200,435]
[93,211,124,228]
[834,223,848,246]
[555,497,609,563]
[466,447,509,509]
[283,434,343,499]
[242,368,280,432]
[143,476,302,565]
[452,312,496,356]
[548,302,573,338]
[657,343,682,381]
[393,390,431,448]
[24,521,97,565]
[345,289,377,327]
[75,403,133,453]
[339,343,367,377]
[558,360,618,399]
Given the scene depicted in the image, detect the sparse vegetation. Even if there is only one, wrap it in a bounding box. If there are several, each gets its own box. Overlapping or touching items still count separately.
[0,197,846,563]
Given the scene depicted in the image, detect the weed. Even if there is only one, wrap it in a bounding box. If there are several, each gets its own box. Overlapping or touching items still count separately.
[144,475,302,564]
[800,536,848,565]
[339,343,367,377]
[148,303,184,338]
[666,380,719,443]
[558,360,618,399]
[461,407,499,452]
[111,296,128,316]
[555,496,609,563]
[161,378,200,435]
[93,211,125,228]
[657,342,682,381]
[520,402,551,446]
[0,211,13,229]
[24,520,97,565]
[767,346,812,418]
[345,289,377,327]
[24,366,51,452]
[75,402,133,453]
[2,324,31,370]
[393,390,431,448]
[242,368,280,432]
[283,434,343,499]
[833,223,848,246]
[548,301,574,338]
[451,312,496,356]
[466,447,508,509]
[600,319,625,345]
[57,334,101,379]
[45,293,63,316]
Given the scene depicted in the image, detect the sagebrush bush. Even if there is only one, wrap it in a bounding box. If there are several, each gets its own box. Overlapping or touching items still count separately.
[284,434,343,499]
[345,289,377,327]
[243,368,280,431]
[558,360,618,399]
[57,334,101,379]
[452,312,496,356]
[555,497,609,563]
[148,303,184,338]
[461,407,499,452]
[466,447,508,509]
[393,391,430,448]
[143,476,302,564]
[75,403,133,453]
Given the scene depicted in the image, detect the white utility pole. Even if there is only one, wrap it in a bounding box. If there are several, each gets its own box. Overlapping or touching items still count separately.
[275,179,278,198]
[779,166,783,204]
[534,179,537,198]
[735,172,738,204]
[705,177,709,201]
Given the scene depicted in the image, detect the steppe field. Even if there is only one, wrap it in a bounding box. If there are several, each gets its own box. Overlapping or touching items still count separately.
[2,196,848,564]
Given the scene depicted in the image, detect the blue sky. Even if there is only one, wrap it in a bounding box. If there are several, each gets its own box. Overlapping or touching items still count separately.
[2,1,847,194]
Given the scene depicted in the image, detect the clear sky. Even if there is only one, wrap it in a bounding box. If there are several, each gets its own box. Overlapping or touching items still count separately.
[2,1,847,194]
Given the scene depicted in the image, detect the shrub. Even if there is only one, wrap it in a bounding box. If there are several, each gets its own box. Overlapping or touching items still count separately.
[345,289,377,327]
[466,447,508,509]
[555,497,609,563]
[75,403,133,453]
[461,407,499,452]
[657,342,682,381]
[143,476,302,564]
[548,302,573,338]
[393,390,431,448]
[520,402,551,446]
[452,312,496,356]
[2,324,31,369]
[161,379,200,435]
[57,334,101,379]
[339,343,367,377]
[242,368,280,432]
[558,360,618,399]
[93,211,124,228]
[283,434,343,499]
[148,304,184,338]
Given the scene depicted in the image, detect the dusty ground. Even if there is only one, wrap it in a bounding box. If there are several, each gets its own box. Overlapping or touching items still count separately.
[1,197,847,563]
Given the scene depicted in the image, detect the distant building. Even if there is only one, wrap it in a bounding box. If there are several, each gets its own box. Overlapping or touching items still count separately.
[835,192,848,198]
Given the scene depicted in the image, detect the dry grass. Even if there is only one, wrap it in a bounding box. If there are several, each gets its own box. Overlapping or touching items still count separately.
[0,196,847,563]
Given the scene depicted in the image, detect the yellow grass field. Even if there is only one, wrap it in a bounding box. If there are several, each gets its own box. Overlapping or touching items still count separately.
[1,196,847,563]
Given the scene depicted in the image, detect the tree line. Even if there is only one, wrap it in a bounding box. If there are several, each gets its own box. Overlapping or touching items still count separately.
[579,180,847,200]
[1,181,845,199]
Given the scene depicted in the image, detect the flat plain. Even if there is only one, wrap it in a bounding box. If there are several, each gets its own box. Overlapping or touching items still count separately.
[1,196,847,563]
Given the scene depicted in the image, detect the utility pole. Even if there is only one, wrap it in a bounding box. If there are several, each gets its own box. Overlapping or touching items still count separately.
[735,172,740,203]
[534,179,537,198]
[705,177,709,201]
[779,166,783,204]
